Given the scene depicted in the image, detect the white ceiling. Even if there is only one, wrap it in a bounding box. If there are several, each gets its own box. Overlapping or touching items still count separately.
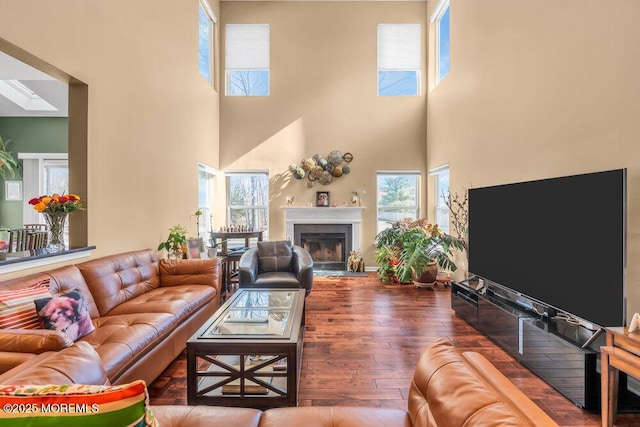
[0,51,68,117]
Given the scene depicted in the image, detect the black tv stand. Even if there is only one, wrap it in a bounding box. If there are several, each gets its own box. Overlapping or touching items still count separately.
[581,327,605,349]
[452,280,599,409]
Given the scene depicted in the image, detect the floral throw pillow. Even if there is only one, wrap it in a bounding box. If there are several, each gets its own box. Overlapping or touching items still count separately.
[34,290,95,342]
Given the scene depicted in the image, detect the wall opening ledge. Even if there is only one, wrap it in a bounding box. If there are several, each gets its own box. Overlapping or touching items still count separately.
[0,246,95,275]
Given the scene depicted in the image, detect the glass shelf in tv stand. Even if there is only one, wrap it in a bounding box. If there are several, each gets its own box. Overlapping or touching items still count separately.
[479,283,602,349]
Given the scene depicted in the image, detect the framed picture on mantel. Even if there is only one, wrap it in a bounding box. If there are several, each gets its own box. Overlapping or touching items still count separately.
[316,191,330,207]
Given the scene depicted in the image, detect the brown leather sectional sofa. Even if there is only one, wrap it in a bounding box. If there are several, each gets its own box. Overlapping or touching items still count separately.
[0,250,559,426]
[0,336,558,426]
[0,249,221,386]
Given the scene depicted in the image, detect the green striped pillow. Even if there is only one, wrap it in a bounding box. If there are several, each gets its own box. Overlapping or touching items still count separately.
[0,380,156,426]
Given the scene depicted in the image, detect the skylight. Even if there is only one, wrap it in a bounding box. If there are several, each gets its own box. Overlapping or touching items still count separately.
[0,79,58,111]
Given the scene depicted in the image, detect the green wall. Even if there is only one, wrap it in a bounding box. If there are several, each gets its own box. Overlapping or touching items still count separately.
[0,117,68,229]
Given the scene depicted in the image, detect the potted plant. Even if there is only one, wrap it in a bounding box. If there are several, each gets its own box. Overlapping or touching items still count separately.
[158,225,188,259]
[0,135,19,179]
[374,244,400,283]
[374,218,464,285]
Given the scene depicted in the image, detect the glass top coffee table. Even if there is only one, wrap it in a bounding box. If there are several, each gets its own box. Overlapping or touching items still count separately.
[186,288,305,409]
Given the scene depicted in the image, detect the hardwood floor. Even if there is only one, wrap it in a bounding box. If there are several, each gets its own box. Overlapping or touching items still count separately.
[148,274,640,426]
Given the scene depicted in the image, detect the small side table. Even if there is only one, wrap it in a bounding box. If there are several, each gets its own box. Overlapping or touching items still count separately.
[209,231,264,298]
[209,231,264,256]
[601,327,640,427]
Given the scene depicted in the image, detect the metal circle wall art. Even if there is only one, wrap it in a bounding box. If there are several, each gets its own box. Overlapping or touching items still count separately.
[289,150,355,186]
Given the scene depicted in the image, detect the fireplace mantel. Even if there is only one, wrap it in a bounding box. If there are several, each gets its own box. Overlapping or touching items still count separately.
[281,207,365,251]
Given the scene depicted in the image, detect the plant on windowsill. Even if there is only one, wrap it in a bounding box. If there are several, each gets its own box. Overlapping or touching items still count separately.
[157,225,188,259]
[374,218,464,285]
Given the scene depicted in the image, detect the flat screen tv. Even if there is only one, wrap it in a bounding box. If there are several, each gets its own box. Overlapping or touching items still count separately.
[468,169,626,328]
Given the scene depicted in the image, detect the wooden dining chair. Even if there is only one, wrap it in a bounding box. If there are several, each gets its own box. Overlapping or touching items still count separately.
[8,229,30,252]
[27,231,48,250]
[24,224,48,232]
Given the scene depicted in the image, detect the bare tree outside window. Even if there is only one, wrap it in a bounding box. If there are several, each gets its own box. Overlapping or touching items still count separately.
[227,173,269,236]
[226,70,269,96]
[225,24,269,96]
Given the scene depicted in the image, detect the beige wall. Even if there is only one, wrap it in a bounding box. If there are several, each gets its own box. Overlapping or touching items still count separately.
[426,0,640,322]
[0,0,221,277]
[220,1,428,264]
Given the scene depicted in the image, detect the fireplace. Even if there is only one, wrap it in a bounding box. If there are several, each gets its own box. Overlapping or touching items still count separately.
[295,224,352,270]
[282,206,364,271]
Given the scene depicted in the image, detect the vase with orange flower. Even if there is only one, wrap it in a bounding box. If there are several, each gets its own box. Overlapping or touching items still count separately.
[28,193,84,252]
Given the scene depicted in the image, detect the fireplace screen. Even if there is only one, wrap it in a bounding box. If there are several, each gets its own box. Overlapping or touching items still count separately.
[301,234,344,269]
[295,224,352,270]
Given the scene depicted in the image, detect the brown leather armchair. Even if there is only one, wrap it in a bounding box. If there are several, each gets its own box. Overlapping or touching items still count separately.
[238,241,313,296]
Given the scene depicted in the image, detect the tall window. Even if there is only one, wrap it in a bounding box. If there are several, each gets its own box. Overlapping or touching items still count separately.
[226,171,269,236]
[19,154,70,244]
[20,153,68,226]
[198,163,216,238]
[377,171,420,233]
[44,160,70,244]
[429,165,449,234]
[377,24,421,96]
[225,24,270,96]
[433,0,450,83]
[43,160,69,196]
[198,0,216,85]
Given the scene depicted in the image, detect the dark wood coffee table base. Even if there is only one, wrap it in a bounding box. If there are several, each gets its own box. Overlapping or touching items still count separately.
[186,289,305,409]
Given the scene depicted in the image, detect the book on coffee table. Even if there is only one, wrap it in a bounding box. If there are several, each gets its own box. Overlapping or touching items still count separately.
[221,378,270,395]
